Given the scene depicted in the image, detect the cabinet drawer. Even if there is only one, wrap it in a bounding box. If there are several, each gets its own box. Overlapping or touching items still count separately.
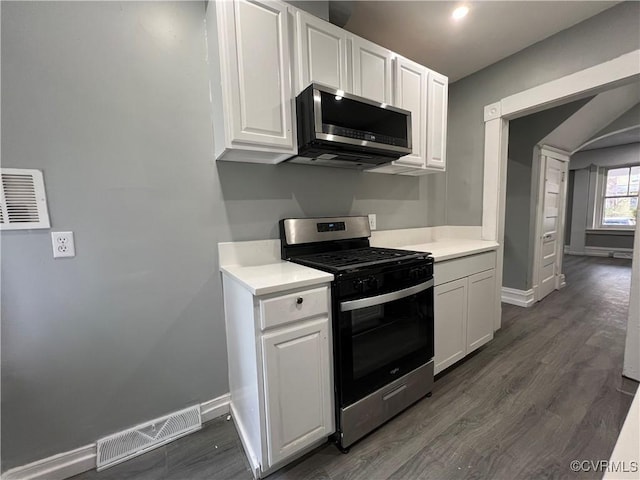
[260,287,329,330]
[434,251,496,286]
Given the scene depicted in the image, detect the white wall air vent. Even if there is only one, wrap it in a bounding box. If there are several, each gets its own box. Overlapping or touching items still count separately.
[96,405,202,471]
[0,168,51,230]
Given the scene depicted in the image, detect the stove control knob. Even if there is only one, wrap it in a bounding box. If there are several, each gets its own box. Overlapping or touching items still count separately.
[366,276,379,291]
[353,279,364,292]
[411,268,426,280]
[296,297,304,305]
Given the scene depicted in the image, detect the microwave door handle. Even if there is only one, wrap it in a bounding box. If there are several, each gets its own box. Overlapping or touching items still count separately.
[313,87,323,135]
[340,279,434,312]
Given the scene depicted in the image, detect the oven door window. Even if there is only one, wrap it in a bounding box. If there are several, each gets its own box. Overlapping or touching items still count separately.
[338,286,433,407]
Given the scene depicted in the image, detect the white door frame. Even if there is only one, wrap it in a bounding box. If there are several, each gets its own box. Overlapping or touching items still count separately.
[482,49,640,331]
[531,146,571,302]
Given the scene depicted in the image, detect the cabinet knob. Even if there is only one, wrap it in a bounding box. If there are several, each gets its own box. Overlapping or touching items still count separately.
[296,297,304,305]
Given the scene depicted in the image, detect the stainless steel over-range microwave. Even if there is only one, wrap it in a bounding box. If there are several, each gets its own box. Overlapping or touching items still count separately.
[287,83,412,170]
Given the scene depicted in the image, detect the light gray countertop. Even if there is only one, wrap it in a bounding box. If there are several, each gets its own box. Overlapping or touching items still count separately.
[218,236,499,296]
[401,238,499,262]
[221,262,333,296]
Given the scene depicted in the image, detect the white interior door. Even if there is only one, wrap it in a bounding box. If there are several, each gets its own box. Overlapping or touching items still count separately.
[537,152,569,301]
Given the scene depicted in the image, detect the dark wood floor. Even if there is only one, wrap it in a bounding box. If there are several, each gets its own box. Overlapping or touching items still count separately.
[73,255,638,480]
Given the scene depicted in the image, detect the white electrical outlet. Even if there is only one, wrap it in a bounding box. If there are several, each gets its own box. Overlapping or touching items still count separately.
[368,214,377,231]
[51,231,75,258]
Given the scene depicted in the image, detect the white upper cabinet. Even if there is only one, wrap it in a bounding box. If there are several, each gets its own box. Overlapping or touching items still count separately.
[294,10,349,94]
[426,71,448,170]
[207,1,448,170]
[392,57,428,168]
[371,59,449,176]
[207,0,295,163]
[350,36,393,104]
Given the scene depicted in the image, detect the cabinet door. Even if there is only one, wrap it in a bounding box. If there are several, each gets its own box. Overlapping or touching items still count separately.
[221,0,295,150]
[295,10,348,94]
[426,71,448,170]
[351,36,393,104]
[467,269,496,354]
[261,317,333,467]
[393,57,428,168]
[434,278,468,374]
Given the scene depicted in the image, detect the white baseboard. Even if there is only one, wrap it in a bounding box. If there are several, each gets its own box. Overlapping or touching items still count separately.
[229,403,261,479]
[501,287,535,308]
[1,393,231,480]
[565,246,634,258]
[1,445,96,480]
[558,274,566,289]
[200,393,231,423]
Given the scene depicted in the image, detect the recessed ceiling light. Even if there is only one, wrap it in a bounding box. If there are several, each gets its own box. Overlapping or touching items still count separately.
[452,5,469,20]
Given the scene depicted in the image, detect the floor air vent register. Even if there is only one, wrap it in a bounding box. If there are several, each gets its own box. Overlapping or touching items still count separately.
[96,405,202,470]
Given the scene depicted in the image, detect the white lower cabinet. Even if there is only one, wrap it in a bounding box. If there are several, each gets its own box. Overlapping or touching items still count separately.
[222,277,334,478]
[434,278,468,373]
[262,317,333,466]
[433,252,497,375]
[466,269,496,353]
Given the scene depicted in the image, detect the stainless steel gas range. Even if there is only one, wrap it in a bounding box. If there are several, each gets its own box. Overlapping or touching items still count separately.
[279,216,434,451]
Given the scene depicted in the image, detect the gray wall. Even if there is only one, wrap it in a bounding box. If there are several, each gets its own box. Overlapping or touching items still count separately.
[567,143,639,254]
[565,170,575,246]
[286,0,329,21]
[502,99,590,290]
[445,1,640,225]
[0,1,441,471]
[585,232,635,249]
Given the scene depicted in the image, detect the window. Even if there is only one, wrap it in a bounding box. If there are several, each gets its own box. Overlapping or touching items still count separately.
[598,166,639,228]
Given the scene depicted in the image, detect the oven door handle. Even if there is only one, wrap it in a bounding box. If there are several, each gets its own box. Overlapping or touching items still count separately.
[340,279,434,312]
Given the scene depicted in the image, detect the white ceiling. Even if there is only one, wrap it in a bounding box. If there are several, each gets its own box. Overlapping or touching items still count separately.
[341,1,618,82]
